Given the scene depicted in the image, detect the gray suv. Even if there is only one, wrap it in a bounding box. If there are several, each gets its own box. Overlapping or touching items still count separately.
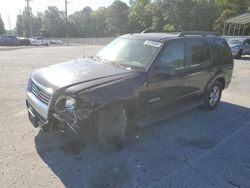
[26,32,234,146]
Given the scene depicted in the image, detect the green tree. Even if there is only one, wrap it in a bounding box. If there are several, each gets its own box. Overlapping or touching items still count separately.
[215,0,250,13]
[16,14,24,36]
[213,9,236,33]
[144,2,164,31]
[42,6,66,37]
[128,0,151,32]
[0,14,6,34]
[106,0,129,35]
[15,7,35,37]
[192,0,218,31]
[174,0,195,30]
[93,7,109,37]
[161,0,178,26]
[163,24,175,31]
[22,7,34,37]
[69,7,95,37]
[212,0,250,34]
[14,0,250,38]
[33,12,43,36]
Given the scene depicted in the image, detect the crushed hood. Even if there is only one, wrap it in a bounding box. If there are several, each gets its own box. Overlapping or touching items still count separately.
[31,58,137,92]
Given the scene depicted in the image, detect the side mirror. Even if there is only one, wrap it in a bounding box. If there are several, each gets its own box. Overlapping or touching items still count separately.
[155,65,175,76]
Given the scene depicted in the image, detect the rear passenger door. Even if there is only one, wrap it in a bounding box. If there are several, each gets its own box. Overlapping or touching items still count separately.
[187,38,214,95]
[242,39,250,55]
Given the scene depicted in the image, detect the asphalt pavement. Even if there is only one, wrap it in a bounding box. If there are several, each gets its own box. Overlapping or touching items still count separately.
[0,46,249,188]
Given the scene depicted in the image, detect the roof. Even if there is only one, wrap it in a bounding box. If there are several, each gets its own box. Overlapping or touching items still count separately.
[122,33,180,41]
[122,31,220,41]
[225,13,250,25]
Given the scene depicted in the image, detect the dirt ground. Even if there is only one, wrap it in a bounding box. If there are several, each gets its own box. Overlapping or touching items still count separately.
[0,46,250,188]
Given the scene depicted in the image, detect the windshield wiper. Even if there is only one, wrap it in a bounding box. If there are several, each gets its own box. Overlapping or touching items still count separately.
[102,59,126,69]
[88,55,101,61]
[89,55,126,69]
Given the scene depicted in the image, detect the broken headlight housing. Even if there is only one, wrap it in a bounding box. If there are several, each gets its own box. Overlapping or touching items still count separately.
[65,97,76,111]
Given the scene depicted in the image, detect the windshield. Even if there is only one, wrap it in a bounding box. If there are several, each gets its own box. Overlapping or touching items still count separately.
[96,37,162,71]
[226,38,244,46]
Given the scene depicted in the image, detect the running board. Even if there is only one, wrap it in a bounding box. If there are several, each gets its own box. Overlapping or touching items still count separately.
[137,100,203,129]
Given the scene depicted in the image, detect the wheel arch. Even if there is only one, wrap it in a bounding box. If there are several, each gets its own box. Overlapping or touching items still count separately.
[204,71,226,94]
[215,77,225,90]
[94,97,134,117]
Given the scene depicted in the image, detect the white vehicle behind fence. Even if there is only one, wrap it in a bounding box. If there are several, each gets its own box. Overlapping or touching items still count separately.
[49,39,64,45]
[29,37,50,46]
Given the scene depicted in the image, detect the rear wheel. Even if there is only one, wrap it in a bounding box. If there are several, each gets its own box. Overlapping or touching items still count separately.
[203,81,222,110]
[96,103,128,148]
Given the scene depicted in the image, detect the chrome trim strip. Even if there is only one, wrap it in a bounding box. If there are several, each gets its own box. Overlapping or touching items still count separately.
[29,79,53,106]
[149,97,161,103]
[31,79,53,95]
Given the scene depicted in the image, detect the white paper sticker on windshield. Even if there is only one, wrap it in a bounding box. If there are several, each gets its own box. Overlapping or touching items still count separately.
[144,40,161,48]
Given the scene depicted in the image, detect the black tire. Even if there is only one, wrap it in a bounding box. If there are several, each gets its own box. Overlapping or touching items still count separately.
[203,81,222,110]
[96,103,128,148]
[235,49,242,59]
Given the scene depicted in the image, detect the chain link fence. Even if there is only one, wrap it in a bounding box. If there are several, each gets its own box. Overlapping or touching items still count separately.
[50,38,114,45]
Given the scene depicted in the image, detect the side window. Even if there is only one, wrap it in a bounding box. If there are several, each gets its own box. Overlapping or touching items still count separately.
[188,39,210,67]
[159,41,185,69]
[245,40,250,45]
[214,39,232,64]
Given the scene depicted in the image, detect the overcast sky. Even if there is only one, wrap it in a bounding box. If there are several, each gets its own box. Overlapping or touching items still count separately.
[0,0,130,31]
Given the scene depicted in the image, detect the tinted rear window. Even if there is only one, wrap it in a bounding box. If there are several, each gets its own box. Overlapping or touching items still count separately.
[188,39,211,67]
[213,38,232,65]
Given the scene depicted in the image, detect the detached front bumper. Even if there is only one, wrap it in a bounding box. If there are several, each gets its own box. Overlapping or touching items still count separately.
[26,100,49,129]
[26,87,51,130]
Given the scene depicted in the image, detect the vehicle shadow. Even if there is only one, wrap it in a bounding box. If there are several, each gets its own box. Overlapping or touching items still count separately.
[35,101,250,188]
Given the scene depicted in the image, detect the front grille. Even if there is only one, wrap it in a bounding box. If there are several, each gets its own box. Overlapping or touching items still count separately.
[31,81,51,105]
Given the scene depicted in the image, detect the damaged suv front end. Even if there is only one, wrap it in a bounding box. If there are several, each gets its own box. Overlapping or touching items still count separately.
[26,59,146,133]
[26,34,161,135]
[27,75,98,132]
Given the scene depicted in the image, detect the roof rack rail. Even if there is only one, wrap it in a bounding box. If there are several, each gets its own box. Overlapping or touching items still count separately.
[141,28,154,33]
[141,28,181,34]
[178,31,220,37]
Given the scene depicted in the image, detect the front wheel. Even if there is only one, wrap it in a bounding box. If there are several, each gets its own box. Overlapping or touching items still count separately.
[96,103,128,148]
[203,81,222,110]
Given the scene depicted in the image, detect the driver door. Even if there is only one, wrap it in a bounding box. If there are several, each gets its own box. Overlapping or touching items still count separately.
[147,39,191,114]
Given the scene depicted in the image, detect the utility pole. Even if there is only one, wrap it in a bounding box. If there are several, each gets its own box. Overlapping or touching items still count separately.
[65,0,69,46]
[8,16,11,34]
[26,0,33,37]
